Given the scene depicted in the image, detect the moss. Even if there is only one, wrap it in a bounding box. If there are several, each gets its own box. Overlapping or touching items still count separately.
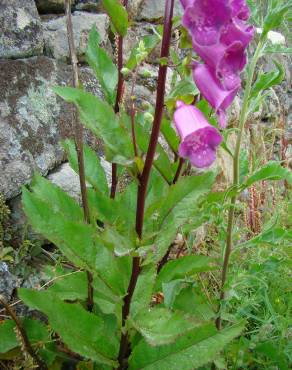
[0,193,10,248]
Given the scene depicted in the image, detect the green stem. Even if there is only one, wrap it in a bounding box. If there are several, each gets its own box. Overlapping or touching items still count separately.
[216,38,265,330]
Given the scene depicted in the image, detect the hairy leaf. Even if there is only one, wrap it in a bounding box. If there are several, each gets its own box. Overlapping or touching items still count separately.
[31,174,83,222]
[129,307,204,346]
[54,87,133,163]
[156,255,217,291]
[86,26,118,105]
[63,139,109,195]
[19,289,118,367]
[241,161,292,190]
[0,319,49,354]
[102,0,128,36]
[129,322,245,370]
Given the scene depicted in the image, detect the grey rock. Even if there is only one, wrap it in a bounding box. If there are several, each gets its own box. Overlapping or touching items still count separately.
[0,56,103,201]
[135,0,183,21]
[124,63,173,108]
[43,11,110,62]
[0,0,44,59]
[0,262,18,301]
[47,162,82,202]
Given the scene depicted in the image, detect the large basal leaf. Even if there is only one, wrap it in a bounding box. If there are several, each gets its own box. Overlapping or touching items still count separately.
[63,139,109,195]
[18,289,118,367]
[53,87,133,163]
[102,0,128,37]
[155,255,217,291]
[129,321,245,370]
[31,174,83,222]
[86,26,118,105]
[0,319,49,355]
[129,307,203,346]
[240,161,292,190]
[22,188,131,296]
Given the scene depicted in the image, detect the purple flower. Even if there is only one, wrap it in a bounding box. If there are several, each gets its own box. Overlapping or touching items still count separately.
[231,0,250,20]
[220,18,254,48]
[182,0,231,46]
[174,101,222,168]
[192,63,240,128]
[180,0,194,9]
[179,0,253,128]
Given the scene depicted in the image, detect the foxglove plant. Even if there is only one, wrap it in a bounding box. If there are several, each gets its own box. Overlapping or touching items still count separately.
[0,1,291,369]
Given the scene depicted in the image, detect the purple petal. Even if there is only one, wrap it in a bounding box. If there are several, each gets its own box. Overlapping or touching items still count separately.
[231,0,250,20]
[174,100,211,140]
[221,18,255,48]
[179,126,222,168]
[192,63,240,127]
[179,0,194,9]
[182,0,232,46]
[217,41,246,90]
[174,101,222,168]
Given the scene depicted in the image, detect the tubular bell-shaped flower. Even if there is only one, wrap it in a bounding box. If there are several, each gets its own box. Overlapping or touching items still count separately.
[192,63,240,128]
[174,101,222,168]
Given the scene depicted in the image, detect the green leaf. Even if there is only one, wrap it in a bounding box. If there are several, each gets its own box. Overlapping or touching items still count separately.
[86,26,118,105]
[263,1,291,38]
[31,174,83,222]
[129,321,245,370]
[145,172,215,263]
[101,227,135,257]
[132,114,175,183]
[250,61,285,99]
[19,289,118,367]
[126,34,161,70]
[0,319,49,354]
[53,87,133,163]
[241,161,292,190]
[162,279,186,309]
[160,118,179,153]
[63,139,109,195]
[155,255,217,291]
[22,188,131,296]
[102,0,128,37]
[47,271,120,315]
[255,342,289,370]
[129,307,203,346]
[166,78,199,109]
[237,226,289,249]
[172,286,215,321]
[130,266,157,317]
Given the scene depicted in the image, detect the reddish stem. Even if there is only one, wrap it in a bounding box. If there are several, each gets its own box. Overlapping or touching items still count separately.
[110,0,128,199]
[173,158,185,184]
[117,1,175,368]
